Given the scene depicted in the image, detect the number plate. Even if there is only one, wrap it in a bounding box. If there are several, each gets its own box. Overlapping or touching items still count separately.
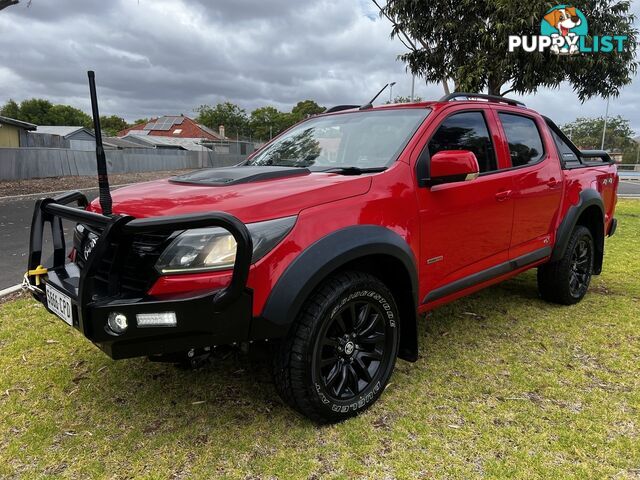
[46,285,73,326]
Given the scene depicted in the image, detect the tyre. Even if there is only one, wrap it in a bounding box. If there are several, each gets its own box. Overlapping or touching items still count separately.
[537,225,594,305]
[272,271,400,423]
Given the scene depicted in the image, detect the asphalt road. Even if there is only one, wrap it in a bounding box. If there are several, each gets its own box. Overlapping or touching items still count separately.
[620,180,640,195]
[0,191,98,290]
[1,183,639,291]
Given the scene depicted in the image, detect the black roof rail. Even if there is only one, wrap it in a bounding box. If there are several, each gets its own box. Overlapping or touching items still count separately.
[324,105,360,113]
[439,92,525,107]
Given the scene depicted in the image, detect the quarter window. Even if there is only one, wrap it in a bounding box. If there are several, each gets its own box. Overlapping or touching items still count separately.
[428,112,497,173]
[550,129,581,167]
[498,113,545,167]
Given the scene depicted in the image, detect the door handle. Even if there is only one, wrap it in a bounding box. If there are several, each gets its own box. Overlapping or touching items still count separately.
[495,190,512,202]
[547,178,560,188]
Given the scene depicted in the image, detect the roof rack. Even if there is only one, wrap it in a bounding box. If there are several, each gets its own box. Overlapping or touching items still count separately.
[324,105,361,113]
[439,92,525,107]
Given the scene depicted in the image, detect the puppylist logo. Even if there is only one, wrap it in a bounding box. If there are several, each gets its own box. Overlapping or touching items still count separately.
[509,5,628,55]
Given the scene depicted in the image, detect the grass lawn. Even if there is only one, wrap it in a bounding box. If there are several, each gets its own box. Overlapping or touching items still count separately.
[1,200,639,479]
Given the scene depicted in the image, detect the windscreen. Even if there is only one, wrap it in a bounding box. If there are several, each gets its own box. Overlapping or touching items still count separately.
[247,108,430,170]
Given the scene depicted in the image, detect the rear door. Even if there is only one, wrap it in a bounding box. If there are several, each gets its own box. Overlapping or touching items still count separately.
[415,105,515,302]
[493,108,563,259]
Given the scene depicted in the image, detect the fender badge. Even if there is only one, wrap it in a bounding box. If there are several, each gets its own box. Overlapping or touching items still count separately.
[427,255,443,264]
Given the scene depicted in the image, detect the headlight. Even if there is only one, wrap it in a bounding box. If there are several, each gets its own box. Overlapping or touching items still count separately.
[155,216,296,274]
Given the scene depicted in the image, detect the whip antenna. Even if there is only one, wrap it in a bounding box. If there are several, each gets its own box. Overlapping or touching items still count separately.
[87,70,113,216]
[360,83,390,110]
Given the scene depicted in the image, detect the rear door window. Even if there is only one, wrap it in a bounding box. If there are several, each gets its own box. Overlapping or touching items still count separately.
[428,111,497,173]
[498,113,545,167]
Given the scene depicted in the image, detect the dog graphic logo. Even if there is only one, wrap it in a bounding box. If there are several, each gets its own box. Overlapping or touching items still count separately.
[541,5,588,54]
[509,5,627,55]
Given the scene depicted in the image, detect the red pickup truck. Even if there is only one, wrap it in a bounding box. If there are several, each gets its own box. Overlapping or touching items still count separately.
[26,93,618,423]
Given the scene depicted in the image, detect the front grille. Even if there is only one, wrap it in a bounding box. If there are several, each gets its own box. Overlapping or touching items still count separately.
[74,224,172,297]
[120,233,171,293]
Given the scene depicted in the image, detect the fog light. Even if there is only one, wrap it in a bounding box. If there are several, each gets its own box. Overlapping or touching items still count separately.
[136,312,177,328]
[107,312,128,335]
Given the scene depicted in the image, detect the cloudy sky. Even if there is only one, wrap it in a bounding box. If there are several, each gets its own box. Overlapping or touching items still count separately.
[0,0,638,132]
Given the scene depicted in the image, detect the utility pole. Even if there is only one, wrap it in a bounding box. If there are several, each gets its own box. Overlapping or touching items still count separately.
[389,82,396,103]
[600,97,610,150]
[410,74,415,102]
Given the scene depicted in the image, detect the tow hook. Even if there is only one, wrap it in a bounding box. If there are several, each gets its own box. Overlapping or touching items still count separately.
[23,265,48,293]
[148,347,215,369]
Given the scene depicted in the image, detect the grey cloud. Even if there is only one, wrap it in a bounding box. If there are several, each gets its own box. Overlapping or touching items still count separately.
[0,0,637,134]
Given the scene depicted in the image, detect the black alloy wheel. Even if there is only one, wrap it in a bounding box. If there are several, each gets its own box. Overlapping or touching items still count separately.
[273,271,400,423]
[315,297,392,401]
[569,237,592,298]
[537,225,594,305]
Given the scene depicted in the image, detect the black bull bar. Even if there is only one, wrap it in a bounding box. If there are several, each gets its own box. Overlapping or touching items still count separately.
[25,190,254,359]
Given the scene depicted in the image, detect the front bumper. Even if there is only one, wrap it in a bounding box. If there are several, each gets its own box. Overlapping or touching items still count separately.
[26,191,254,359]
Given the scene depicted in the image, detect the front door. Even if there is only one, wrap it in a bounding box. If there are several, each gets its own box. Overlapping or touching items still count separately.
[415,108,515,304]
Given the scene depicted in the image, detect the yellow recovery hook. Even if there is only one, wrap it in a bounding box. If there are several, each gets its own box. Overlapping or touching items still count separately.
[25,265,48,286]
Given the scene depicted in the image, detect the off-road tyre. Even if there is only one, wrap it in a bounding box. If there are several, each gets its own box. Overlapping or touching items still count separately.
[272,271,400,423]
[538,225,594,305]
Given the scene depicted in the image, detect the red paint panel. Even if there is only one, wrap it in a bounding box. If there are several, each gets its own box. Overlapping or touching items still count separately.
[95,100,618,322]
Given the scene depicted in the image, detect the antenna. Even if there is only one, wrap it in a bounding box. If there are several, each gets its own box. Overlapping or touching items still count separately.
[360,83,389,110]
[87,71,113,216]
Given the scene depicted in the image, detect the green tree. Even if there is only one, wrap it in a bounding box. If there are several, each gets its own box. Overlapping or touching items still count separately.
[1,98,132,136]
[375,0,638,100]
[250,106,284,141]
[562,116,637,162]
[132,118,149,127]
[15,98,53,124]
[386,95,423,104]
[250,101,325,141]
[0,99,20,119]
[1,98,93,126]
[195,102,248,138]
[99,115,129,137]
[291,100,324,122]
[47,104,92,127]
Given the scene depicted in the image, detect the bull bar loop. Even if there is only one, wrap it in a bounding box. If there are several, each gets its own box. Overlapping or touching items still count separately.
[27,190,253,307]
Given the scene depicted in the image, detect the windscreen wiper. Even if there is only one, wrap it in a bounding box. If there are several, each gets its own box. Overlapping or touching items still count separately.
[319,166,387,175]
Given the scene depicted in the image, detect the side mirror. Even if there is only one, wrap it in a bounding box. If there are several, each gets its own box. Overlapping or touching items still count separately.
[423,150,479,187]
